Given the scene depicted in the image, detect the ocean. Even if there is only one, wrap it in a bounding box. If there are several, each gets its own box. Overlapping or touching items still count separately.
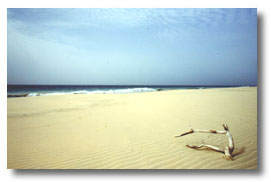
[7,85,247,97]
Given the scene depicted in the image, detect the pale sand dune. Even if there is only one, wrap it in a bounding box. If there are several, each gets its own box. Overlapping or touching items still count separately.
[7,87,257,169]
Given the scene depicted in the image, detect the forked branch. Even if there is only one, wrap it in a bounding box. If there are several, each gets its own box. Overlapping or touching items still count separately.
[175,124,234,161]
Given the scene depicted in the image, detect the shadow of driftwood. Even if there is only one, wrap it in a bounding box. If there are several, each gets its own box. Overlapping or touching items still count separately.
[232,147,246,158]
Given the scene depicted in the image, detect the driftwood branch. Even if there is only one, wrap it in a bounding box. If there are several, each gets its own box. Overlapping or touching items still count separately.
[175,124,234,161]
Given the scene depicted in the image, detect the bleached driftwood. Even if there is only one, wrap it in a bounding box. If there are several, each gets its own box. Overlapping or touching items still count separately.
[175,124,234,160]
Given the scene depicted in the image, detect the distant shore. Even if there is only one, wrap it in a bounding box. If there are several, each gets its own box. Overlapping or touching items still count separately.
[7,87,257,169]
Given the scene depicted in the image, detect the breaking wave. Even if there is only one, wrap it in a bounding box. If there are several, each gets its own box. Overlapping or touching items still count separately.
[8,88,159,97]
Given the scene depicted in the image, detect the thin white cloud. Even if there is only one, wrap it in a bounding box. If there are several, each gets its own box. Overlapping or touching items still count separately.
[8,8,256,41]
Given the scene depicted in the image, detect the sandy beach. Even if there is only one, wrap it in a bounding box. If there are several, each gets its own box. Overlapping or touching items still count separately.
[7,87,257,169]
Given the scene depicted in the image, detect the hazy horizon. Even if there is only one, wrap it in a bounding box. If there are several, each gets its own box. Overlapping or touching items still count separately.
[7,8,257,86]
[7,84,256,86]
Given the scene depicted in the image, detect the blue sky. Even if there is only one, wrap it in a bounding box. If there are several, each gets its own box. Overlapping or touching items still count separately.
[7,8,257,85]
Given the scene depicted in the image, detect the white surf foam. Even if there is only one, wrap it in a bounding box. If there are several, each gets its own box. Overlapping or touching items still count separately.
[24,88,158,97]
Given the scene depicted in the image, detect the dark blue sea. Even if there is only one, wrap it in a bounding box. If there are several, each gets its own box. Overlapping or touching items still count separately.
[7,85,245,97]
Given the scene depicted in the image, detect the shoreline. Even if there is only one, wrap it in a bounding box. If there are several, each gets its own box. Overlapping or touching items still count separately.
[7,86,257,98]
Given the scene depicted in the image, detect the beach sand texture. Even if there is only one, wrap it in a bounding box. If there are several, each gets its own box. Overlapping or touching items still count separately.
[7,87,257,169]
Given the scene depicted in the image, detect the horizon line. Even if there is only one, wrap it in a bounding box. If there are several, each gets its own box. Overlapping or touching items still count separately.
[7,84,257,87]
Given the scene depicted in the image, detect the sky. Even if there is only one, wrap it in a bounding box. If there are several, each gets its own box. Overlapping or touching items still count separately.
[7,8,257,86]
